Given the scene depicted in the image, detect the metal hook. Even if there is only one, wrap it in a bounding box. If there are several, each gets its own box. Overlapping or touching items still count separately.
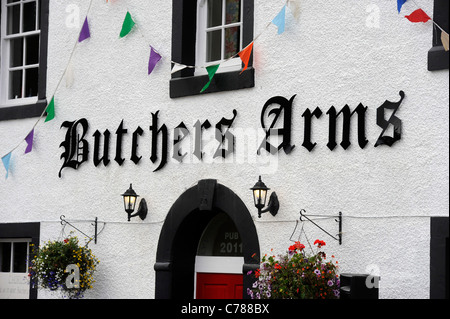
[59,215,98,245]
[297,210,342,245]
[299,209,306,222]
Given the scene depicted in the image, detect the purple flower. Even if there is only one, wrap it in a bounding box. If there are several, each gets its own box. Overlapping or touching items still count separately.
[327,280,334,286]
[333,289,340,297]
[247,288,254,299]
[314,269,321,276]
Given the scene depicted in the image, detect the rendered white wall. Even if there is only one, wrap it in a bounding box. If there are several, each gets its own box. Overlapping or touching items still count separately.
[0,0,448,299]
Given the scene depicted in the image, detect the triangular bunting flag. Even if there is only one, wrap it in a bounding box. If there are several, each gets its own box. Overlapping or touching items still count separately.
[272,5,286,34]
[171,63,188,74]
[288,0,301,21]
[45,96,55,122]
[120,11,136,38]
[405,9,431,23]
[2,152,12,179]
[238,42,254,74]
[148,46,162,75]
[78,17,91,42]
[66,61,74,88]
[397,0,407,13]
[200,64,220,93]
[441,31,449,51]
[25,129,34,154]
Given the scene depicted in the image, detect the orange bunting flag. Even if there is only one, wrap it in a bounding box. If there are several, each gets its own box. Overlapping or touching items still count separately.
[441,31,449,51]
[238,42,254,74]
[405,9,431,23]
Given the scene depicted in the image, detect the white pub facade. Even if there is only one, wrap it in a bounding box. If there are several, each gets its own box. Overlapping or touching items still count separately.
[0,0,448,299]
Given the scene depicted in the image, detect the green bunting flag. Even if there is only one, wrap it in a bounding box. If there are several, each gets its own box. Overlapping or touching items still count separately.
[120,11,136,38]
[200,64,220,93]
[45,96,55,122]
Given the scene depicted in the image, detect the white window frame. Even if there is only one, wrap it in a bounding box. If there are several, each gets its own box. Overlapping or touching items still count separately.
[195,0,243,76]
[0,238,31,274]
[0,238,32,299]
[0,0,41,108]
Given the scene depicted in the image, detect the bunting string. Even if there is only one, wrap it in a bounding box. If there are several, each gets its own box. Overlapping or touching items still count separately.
[1,0,95,178]
[1,0,448,179]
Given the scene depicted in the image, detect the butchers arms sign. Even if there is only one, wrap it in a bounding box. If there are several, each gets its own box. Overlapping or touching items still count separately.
[57,91,404,177]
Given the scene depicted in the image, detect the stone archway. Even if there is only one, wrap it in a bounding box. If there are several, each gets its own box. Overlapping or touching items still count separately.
[154,179,260,299]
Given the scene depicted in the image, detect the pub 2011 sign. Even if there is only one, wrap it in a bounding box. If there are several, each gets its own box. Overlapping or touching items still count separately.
[57,91,405,177]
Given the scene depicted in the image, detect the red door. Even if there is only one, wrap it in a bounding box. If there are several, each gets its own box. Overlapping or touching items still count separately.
[196,273,243,299]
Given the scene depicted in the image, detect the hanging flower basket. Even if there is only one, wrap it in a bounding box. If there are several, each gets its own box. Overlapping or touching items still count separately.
[29,236,99,299]
[247,239,340,299]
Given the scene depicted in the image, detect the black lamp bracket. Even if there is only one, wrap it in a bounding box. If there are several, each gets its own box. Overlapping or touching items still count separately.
[258,192,280,218]
[127,198,148,221]
[298,209,342,245]
[60,215,99,245]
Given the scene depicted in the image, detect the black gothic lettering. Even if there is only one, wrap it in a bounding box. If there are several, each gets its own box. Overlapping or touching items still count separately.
[115,120,128,166]
[93,129,111,167]
[193,120,212,160]
[301,107,323,152]
[214,109,237,159]
[375,90,405,147]
[59,118,89,178]
[150,111,168,172]
[258,95,296,155]
[131,126,144,164]
[56,91,406,177]
[173,122,189,163]
[326,103,368,150]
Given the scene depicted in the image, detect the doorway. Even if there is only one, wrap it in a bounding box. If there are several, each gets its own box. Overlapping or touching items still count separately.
[195,213,244,299]
[154,179,260,299]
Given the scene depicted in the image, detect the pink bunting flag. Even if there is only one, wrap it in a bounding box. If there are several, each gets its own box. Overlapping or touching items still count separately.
[25,129,34,154]
[405,9,431,23]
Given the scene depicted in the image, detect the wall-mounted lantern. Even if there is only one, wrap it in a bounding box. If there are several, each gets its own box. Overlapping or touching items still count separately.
[250,176,279,218]
[121,184,147,222]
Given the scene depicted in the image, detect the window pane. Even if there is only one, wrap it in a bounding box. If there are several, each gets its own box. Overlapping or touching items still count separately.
[26,35,40,65]
[207,30,222,62]
[0,243,12,272]
[10,38,24,67]
[12,242,28,273]
[225,0,240,25]
[23,1,38,32]
[9,70,23,99]
[7,4,21,35]
[25,67,39,97]
[208,0,222,28]
[224,26,240,59]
